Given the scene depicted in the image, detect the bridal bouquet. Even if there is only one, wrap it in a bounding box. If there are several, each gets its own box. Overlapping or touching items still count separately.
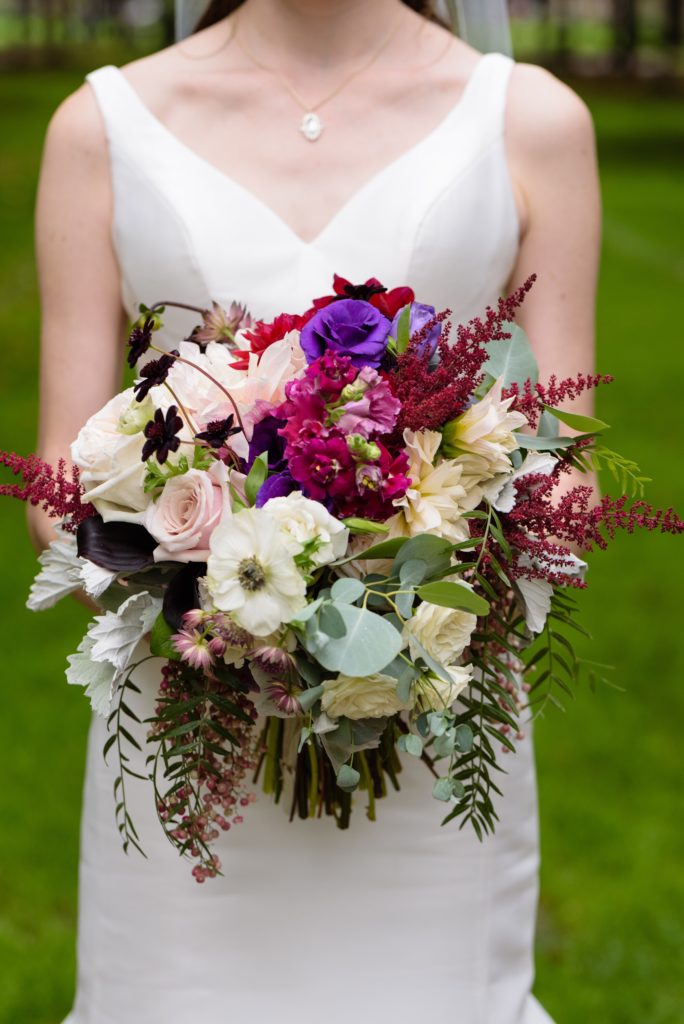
[2,273,681,881]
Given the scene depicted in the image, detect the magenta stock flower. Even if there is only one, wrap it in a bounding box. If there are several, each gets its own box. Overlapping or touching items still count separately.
[331,366,401,438]
[288,433,356,502]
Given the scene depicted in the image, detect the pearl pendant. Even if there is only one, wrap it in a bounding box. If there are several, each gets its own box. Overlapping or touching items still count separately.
[300,111,324,142]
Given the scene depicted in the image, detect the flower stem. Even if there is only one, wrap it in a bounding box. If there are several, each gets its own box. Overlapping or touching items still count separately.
[150,344,246,435]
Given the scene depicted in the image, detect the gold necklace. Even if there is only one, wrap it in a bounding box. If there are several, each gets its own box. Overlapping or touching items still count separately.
[234,12,403,142]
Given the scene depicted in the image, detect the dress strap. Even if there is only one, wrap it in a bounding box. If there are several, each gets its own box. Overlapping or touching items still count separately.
[460,52,516,147]
[84,64,149,154]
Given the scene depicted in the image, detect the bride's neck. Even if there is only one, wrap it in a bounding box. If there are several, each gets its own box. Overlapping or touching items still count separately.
[235,0,414,68]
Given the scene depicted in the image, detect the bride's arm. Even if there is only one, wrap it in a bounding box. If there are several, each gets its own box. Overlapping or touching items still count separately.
[28,82,127,562]
[504,64,602,540]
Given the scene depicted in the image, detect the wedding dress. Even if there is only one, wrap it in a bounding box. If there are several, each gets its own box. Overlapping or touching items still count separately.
[63,52,554,1024]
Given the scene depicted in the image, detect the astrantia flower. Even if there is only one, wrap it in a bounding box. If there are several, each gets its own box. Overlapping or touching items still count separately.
[172,628,214,670]
[189,300,252,348]
[133,351,179,402]
[206,507,307,636]
[300,298,391,369]
[441,377,528,478]
[388,428,478,542]
[141,406,183,464]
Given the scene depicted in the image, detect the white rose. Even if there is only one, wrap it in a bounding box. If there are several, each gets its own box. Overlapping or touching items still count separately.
[71,388,150,523]
[264,492,349,566]
[144,462,229,563]
[321,673,412,721]
[414,666,472,713]
[403,601,477,666]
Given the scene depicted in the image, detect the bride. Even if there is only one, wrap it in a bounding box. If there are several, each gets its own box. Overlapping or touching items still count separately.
[29,1,600,1021]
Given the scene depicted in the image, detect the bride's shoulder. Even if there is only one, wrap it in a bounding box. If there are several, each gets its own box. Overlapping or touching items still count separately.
[506,61,596,159]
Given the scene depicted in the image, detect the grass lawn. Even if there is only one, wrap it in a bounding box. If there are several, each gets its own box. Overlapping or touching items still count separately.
[0,65,682,1024]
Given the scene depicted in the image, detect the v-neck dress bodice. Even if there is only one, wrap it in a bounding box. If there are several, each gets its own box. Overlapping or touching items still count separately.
[61,54,554,1024]
[85,53,520,349]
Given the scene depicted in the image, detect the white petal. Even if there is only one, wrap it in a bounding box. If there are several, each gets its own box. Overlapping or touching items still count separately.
[80,560,118,598]
[517,577,553,635]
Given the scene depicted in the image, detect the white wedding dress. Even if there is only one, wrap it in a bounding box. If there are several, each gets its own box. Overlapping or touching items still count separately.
[63,52,554,1024]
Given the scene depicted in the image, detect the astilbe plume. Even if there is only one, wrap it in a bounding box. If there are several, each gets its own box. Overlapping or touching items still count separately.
[496,463,684,586]
[390,277,536,434]
[503,372,614,429]
[0,451,95,532]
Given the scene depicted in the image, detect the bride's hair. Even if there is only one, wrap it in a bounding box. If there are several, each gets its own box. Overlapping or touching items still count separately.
[193,0,445,32]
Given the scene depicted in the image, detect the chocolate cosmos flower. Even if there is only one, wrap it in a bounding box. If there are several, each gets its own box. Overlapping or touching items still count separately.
[142,405,183,464]
[300,299,391,370]
[195,415,241,450]
[133,351,179,402]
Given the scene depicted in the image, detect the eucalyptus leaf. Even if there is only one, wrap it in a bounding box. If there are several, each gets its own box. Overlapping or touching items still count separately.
[297,683,325,713]
[483,323,539,388]
[417,581,489,616]
[290,596,324,625]
[432,777,455,802]
[330,577,365,604]
[403,733,423,757]
[319,603,347,640]
[307,605,402,676]
[455,724,474,753]
[336,764,361,792]
[399,558,428,586]
[393,535,453,578]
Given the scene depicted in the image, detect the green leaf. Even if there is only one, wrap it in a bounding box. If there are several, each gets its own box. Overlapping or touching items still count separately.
[319,603,347,639]
[399,559,428,586]
[342,517,390,535]
[148,611,181,661]
[394,303,412,353]
[432,777,455,802]
[297,684,325,712]
[515,433,575,451]
[400,733,423,757]
[393,535,453,579]
[542,404,610,434]
[483,323,539,388]
[306,605,402,677]
[335,537,407,565]
[336,764,361,791]
[416,581,489,616]
[330,577,365,604]
[244,451,269,506]
[455,724,474,753]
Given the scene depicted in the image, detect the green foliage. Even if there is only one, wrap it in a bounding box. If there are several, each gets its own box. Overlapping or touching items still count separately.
[143,445,214,494]
[244,451,269,506]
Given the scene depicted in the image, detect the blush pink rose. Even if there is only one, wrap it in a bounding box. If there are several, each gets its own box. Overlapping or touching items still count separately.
[145,464,229,563]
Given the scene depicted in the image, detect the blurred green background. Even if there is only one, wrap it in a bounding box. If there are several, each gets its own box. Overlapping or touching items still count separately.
[1,2,683,1022]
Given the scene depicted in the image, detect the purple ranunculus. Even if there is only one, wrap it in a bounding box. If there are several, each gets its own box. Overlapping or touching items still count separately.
[390,302,442,359]
[300,298,391,369]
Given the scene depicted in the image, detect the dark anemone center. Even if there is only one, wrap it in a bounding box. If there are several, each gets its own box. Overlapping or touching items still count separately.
[237,556,267,592]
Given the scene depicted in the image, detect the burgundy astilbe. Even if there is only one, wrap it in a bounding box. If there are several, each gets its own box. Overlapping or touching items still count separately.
[503,372,614,429]
[498,466,684,586]
[391,276,536,434]
[0,451,95,532]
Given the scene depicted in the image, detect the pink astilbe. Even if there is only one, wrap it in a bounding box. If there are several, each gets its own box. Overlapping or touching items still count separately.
[503,372,614,429]
[391,276,536,434]
[0,451,95,532]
